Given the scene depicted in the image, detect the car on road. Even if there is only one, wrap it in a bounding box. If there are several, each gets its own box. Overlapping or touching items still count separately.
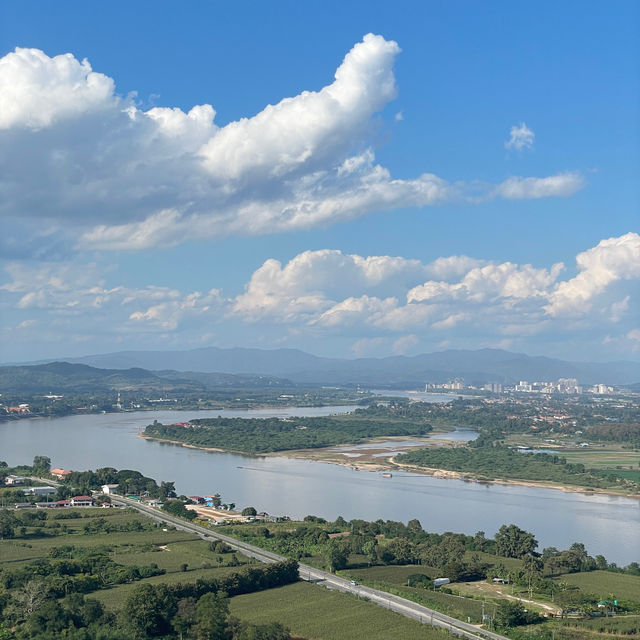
[350,580,358,586]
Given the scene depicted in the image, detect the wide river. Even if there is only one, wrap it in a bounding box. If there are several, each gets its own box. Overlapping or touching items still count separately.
[1,405,638,565]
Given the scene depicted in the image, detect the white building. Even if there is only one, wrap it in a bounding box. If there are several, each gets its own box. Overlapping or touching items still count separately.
[101,484,119,495]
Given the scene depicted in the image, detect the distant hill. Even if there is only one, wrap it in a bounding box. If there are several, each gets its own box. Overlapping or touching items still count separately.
[14,347,640,387]
[0,362,290,394]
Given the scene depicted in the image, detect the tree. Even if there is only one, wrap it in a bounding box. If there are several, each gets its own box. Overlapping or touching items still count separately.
[439,535,466,566]
[325,542,349,572]
[32,455,51,475]
[194,591,229,640]
[0,511,15,540]
[6,580,50,624]
[173,597,197,640]
[494,601,529,628]
[362,539,377,566]
[242,506,257,516]
[159,481,177,498]
[407,518,423,534]
[383,537,415,565]
[473,530,489,552]
[494,524,538,558]
[122,583,177,638]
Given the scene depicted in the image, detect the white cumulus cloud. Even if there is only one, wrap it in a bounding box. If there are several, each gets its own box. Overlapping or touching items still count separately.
[0,38,585,252]
[546,232,640,316]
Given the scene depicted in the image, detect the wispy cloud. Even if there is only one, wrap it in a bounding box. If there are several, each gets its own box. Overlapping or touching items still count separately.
[505,122,535,150]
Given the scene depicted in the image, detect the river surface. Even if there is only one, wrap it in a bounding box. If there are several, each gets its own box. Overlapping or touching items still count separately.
[1,407,638,564]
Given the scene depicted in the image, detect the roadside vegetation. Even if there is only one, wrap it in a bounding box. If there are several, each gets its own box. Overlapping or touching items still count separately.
[218,515,640,639]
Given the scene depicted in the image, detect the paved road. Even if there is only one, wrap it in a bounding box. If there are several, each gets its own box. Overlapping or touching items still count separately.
[111,496,510,640]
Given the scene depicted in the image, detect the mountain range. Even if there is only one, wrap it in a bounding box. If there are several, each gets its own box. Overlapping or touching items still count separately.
[0,361,290,394]
[12,347,640,387]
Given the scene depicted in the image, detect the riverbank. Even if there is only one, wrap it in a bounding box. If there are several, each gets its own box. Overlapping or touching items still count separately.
[140,433,640,500]
[391,459,640,499]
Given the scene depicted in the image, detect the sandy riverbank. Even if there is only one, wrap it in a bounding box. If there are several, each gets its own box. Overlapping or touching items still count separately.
[140,434,640,499]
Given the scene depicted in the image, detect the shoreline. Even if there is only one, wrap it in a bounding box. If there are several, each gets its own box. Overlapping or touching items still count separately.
[140,434,640,500]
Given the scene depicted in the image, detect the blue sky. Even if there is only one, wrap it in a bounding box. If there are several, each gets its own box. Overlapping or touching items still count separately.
[1,1,638,363]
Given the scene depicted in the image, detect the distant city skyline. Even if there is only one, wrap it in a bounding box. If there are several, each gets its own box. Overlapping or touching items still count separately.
[1,1,638,363]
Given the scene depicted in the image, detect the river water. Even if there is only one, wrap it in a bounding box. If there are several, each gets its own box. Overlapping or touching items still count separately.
[1,407,638,564]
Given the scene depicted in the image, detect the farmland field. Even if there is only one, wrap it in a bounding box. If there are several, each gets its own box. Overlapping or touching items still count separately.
[342,565,496,622]
[556,570,640,602]
[229,581,453,640]
[0,507,255,611]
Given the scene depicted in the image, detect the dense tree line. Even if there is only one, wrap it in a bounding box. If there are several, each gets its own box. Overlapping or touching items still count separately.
[397,444,638,490]
[144,415,432,453]
[62,467,177,499]
[587,422,640,447]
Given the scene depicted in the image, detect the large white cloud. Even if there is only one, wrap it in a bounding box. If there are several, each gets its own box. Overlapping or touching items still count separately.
[0,48,116,128]
[233,249,482,320]
[0,37,585,251]
[2,234,638,358]
[546,232,640,316]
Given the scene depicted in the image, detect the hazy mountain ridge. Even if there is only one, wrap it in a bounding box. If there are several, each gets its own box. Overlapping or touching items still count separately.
[10,347,640,387]
[0,362,290,394]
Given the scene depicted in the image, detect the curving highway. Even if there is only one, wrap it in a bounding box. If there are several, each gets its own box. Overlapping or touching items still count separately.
[110,495,510,640]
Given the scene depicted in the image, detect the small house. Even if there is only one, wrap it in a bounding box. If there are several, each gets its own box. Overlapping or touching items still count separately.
[69,495,94,507]
[51,468,71,479]
[5,475,26,486]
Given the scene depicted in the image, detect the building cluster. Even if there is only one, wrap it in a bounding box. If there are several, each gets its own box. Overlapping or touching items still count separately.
[2,403,30,414]
[426,378,617,396]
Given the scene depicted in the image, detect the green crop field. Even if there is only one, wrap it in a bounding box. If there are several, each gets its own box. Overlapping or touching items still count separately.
[112,538,255,573]
[340,566,496,622]
[230,581,453,640]
[556,571,640,603]
[346,564,440,584]
[92,565,254,610]
[599,468,640,482]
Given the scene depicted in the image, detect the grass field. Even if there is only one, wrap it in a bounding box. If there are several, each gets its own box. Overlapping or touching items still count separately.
[559,447,640,470]
[341,565,496,622]
[556,571,640,602]
[345,564,440,584]
[230,581,453,640]
[599,468,640,482]
[0,527,195,564]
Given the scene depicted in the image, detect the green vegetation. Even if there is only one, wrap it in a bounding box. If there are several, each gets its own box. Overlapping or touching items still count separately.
[0,507,300,639]
[230,582,452,640]
[219,514,640,639]
[144,410,432,453]
[587,422,640,447]
[397,444,639,491]
[557,571,640,603]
